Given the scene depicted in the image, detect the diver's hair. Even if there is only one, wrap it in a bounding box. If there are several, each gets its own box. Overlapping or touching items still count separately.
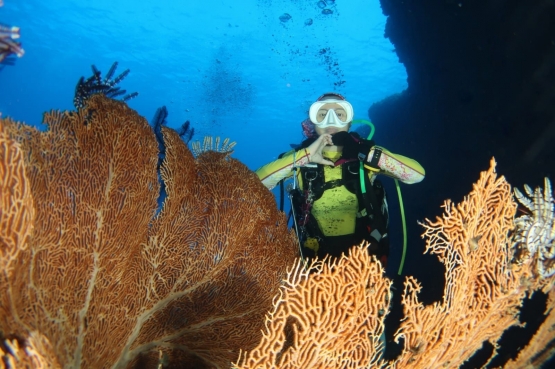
[316,92,347,101]
[301,118,317,138]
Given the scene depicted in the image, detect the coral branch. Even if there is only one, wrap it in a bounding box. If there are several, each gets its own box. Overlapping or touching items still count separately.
[502,289,555,368]
[0,331,60,368]
[0,118,34,276]
[394,158,522,367]
[0,95,298,368]
[235,159,555,368]
[234,245,392,368]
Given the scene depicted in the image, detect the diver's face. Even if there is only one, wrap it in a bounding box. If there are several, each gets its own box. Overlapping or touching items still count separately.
[314,103,349,124]
[313,102,351,136]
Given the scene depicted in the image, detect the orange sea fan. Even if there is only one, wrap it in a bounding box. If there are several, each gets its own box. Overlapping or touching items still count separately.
[393,158,523,368]
[234,159,555,368]
[0,95,298,368]
[234,244,392,369]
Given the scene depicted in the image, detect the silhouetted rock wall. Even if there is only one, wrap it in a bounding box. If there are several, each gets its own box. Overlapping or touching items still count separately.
[373,0,554,217]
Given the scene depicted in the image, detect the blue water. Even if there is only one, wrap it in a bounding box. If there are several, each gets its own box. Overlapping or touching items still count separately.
[0,0,406,172]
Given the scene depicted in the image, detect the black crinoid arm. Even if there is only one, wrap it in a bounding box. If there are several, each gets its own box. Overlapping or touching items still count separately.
[73,61,139,109]
[151,107,195,154]
[177,120,194,145]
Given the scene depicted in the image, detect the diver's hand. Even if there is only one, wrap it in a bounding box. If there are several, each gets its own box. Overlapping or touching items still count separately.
[331,131,353,146]
[307,134,334,166]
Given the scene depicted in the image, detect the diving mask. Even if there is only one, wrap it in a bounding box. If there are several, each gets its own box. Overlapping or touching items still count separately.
[309,99,354,128]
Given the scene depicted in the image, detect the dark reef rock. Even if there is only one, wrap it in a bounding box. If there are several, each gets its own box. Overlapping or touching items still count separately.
[374,0,554,198]
[374,1,555,366]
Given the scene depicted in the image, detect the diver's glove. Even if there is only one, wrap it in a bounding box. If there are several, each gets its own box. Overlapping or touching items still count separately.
[332,131,375,162]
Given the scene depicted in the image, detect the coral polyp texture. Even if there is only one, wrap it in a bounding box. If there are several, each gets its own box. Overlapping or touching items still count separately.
[0,95,298,368]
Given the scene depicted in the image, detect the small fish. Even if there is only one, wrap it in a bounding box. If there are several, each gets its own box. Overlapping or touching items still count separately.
[322,8,333,15]
[304,18,313,26]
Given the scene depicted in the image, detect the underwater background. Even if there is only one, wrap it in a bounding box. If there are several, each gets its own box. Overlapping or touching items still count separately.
[2,0,554,367]
[0,0,406,166]
[0,0,414,280]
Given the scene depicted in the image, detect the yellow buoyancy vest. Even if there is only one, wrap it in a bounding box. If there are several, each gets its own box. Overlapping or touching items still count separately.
[309,151,359,237]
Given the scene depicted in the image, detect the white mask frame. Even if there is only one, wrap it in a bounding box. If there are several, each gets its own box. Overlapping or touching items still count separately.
[308,99,354,128]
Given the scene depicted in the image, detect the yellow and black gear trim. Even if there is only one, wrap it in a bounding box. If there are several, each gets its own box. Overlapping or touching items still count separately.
[303,237,319,253]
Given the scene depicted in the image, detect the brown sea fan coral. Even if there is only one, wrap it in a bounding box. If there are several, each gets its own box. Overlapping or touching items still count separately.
[0,331,60,368]
[0,95,298,368]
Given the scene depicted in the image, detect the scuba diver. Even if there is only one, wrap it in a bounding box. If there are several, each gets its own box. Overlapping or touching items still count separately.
[255,93,425,266]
